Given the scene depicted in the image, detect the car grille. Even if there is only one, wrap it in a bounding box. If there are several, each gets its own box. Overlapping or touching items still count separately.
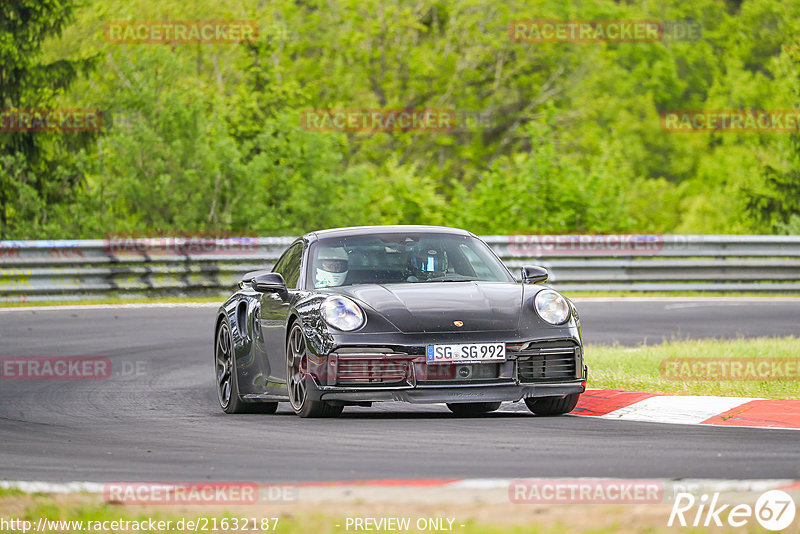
[336,359,410,383]
[417,362,502,383]
[332,348,412,385]
[513,341,578,382]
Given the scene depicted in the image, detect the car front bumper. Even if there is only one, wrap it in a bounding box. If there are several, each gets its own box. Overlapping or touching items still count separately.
[303,333,587,404]
[309,376,586,404]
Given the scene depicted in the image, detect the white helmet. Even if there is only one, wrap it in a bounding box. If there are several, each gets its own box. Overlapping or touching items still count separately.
[315,246,349,288]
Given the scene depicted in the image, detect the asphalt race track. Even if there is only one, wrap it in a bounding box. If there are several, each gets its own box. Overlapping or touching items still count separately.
[0,299,798,483]
[574,297,800,346]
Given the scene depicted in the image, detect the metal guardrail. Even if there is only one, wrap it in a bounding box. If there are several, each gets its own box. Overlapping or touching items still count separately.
[1,235,800,301]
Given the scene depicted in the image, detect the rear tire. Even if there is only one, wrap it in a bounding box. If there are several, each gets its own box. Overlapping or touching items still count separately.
[287,324,343,418]
[524,393,580,416]
[446,402,502,416]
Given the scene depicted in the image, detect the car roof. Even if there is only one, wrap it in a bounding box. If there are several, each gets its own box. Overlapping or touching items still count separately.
[304,225,474,242]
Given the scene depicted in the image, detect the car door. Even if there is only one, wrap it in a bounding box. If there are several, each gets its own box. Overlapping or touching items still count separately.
[259,241,304,395]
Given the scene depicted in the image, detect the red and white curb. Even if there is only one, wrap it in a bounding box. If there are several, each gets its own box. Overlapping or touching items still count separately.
[570,389,800,430]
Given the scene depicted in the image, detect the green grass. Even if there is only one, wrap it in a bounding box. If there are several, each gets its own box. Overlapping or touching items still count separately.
[587,336,800,398]
[0,493,747,534]
[0,496,605,534]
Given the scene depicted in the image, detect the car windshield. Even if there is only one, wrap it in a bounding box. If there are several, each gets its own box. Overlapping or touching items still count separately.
[307,232,513,288]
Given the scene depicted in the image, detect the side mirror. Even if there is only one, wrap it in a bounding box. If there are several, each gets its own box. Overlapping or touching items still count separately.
[521,265,548,284]
[251,272,287,293]
[239,269,269,289]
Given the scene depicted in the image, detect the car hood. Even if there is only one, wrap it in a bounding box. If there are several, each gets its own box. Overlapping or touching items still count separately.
[334,282,523,333]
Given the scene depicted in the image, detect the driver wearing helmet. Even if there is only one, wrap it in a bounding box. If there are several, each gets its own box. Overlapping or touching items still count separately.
[407,246,448,281]
[315,246,349,288]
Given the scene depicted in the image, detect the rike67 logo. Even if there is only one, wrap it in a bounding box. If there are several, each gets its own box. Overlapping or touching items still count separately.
[669,490,796,531]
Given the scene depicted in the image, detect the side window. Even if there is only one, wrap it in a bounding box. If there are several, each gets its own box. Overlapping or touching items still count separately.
[459,243,492,279]
[272,243,304,288]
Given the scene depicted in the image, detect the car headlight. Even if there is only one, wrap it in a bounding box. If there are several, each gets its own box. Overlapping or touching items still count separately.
[534,289,570,325]
[322,296,365,331]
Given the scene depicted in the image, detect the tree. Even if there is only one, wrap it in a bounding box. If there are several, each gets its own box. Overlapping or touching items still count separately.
[0,0,96,237]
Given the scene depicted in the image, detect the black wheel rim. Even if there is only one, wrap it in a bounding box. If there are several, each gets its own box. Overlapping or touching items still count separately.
[215,322,233,409]
[287,325,307,410]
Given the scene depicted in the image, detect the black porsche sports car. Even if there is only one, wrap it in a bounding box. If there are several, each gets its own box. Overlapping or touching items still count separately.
[214,225,587,417]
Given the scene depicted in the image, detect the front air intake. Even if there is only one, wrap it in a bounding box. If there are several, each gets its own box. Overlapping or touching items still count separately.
[513,341,578,382]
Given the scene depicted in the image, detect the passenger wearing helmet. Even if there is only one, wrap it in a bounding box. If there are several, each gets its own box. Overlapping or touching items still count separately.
[407,246,448,281]
[315,246,349,288]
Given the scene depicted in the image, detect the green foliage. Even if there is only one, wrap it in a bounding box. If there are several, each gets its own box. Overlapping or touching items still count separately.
[3,0,800,238]
[0,0,97,238]
[452,120,633,234]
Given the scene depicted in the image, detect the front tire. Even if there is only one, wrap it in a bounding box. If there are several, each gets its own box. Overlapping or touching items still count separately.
[446,402,502,416]
[524,393,580,416]
[286,324,343,418]
[215,320,278,414]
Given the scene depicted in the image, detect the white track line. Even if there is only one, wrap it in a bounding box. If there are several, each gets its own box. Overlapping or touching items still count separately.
[601,396,757,425]
[0,302,219,312]
[0,480,104,493]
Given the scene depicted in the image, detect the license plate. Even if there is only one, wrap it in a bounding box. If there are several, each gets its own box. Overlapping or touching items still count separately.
[425,343,506,364]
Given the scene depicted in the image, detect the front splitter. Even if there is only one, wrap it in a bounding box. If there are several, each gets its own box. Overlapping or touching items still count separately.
[315,381,585,404]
